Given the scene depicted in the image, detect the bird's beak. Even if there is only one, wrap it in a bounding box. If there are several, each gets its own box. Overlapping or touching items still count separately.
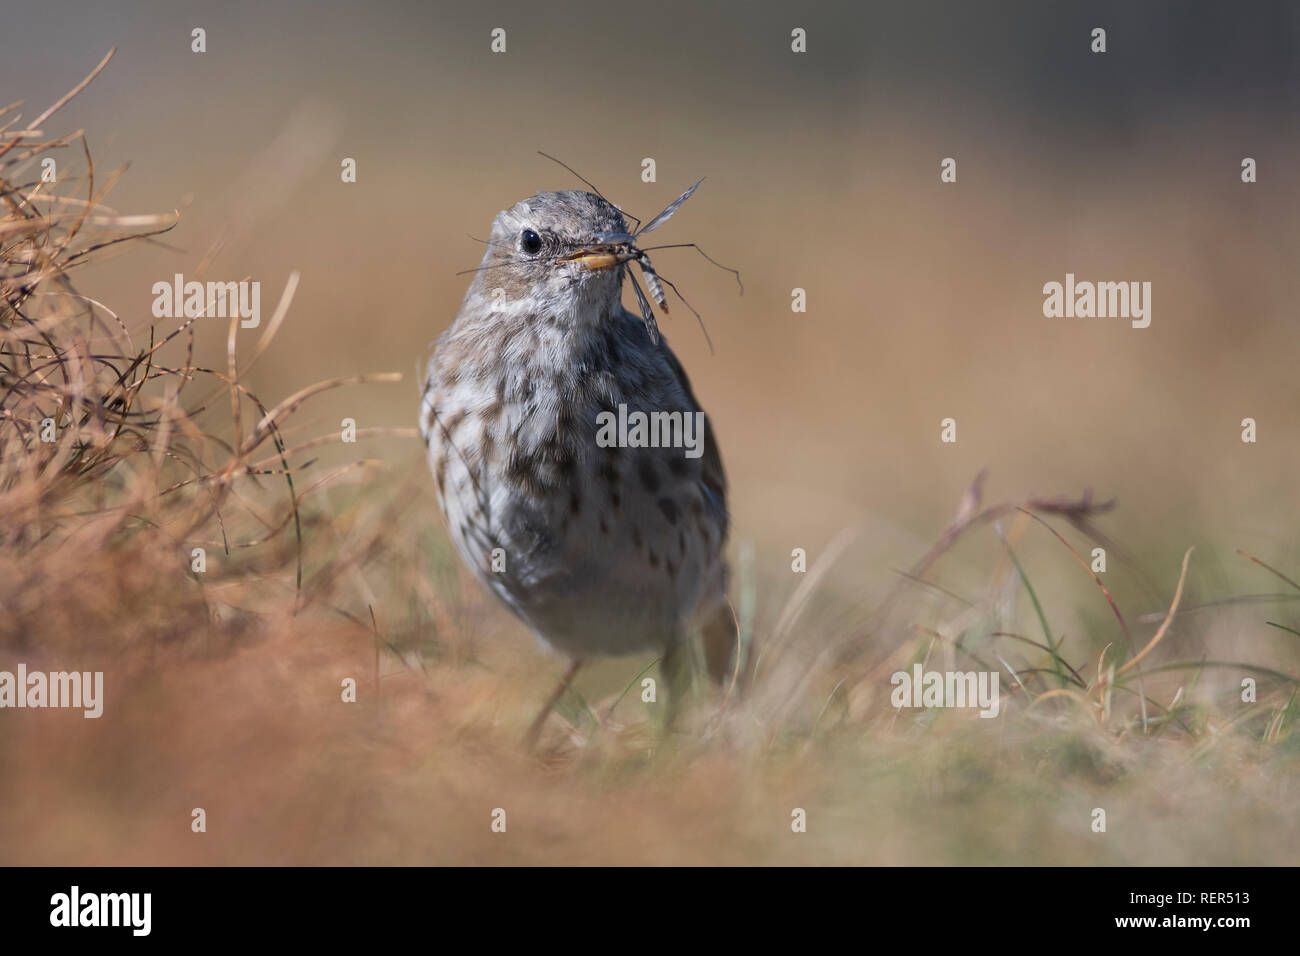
[561,250,621,271]
[556,248,621,270]
[560,239,635,272]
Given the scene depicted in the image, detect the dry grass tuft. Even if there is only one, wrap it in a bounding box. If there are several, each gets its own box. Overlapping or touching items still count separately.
[0,53,403,660]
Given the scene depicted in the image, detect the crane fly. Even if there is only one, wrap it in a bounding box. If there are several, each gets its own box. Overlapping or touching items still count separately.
[539,152,742,353]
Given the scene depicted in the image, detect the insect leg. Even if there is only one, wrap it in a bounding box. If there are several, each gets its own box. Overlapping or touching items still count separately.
[633,242,743,294]
[625,267,660,345]
[654,272,714,355]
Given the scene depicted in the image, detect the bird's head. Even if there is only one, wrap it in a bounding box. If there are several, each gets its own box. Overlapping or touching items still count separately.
[476,190,635,315]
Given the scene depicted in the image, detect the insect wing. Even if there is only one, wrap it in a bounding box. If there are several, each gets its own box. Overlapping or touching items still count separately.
[636,179,703,237]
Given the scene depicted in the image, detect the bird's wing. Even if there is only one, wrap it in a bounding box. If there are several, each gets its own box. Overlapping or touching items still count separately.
[657,341,744,687]
[658,341,727,519]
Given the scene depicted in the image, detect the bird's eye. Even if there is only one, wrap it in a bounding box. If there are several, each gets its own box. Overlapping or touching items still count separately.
[520,229,542,255]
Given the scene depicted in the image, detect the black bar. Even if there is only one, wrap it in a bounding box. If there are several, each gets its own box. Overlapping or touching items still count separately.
[0,866,1281,942]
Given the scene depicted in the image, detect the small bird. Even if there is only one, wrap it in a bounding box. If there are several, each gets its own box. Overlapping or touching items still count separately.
[420,183,740,741]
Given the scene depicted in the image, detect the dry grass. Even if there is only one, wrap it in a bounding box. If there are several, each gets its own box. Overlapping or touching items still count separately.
[1,59,1297,866]
[0,52,405,654]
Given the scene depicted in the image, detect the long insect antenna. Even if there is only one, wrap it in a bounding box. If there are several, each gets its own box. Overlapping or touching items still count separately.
[537,150,642,233]
[455,233,531,273]
[636,242,744,295]
[454,252,568,277]
[654,271,714,355]
[625,268,660,345]
[454,263,505,277]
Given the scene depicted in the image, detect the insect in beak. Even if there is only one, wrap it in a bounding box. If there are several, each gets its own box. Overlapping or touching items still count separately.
[561,249,622,271]
[560,235,639,272]
[561,241,671,343]
[533,154,741,353]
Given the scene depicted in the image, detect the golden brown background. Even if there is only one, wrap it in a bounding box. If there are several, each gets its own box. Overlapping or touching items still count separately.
[9,0,1298,557]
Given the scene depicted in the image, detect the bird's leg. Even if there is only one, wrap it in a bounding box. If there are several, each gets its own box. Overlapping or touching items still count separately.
[659,641,697,730]
[523,658,583,749]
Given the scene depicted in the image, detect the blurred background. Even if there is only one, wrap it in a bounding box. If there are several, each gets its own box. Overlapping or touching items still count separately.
[5,0,1299,557]
[7,0,1299,574]
[2,0,1299,864]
